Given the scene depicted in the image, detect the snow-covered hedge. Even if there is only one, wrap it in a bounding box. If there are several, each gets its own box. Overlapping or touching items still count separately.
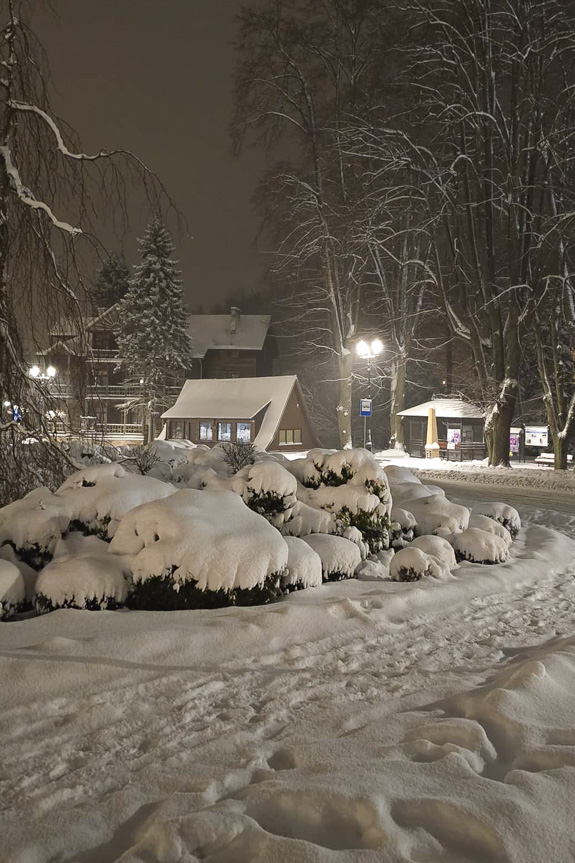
[0,487,71,568]
[282,536,323,591]
[474,502,521,539]
[34,536,131,613]
[57,464,175,540]
[0,560,25,619]
[302,534,362,581]
[390,534,456,582]
[203,459,298,528]
[110,489,288,609]
[469,513,512,546]
[390,506,417,549]
[288,449,392,553]
[407,494,470,538]
[451,527,510,564]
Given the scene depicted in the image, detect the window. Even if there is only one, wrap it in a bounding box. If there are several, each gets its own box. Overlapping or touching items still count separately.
[199,421,213,441]
[171,421,184,440]
[218,421,232,441]
[236,422,251,443]
[279,428,302,445]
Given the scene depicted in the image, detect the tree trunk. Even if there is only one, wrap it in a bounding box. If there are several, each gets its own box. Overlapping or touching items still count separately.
[552,433,569,471]
[389,352,407,449]
[485,399,515,466]
[337,349,353,448]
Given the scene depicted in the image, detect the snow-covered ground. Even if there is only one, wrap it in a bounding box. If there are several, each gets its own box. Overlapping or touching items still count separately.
[2,474,575,861]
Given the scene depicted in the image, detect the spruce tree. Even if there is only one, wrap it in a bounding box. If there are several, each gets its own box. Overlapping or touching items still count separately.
[116,217,192,441]
[93,254,131,310]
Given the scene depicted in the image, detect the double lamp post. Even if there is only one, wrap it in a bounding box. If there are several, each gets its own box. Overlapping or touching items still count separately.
[356,338,383,451]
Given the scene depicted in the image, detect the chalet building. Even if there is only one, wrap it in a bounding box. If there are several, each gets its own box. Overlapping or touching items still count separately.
[186,307,274,379]
[399,398,486,461]
[162,375,317,451]
[35,306,275,443]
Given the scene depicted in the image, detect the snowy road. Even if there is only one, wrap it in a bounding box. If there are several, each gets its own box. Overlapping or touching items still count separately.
[2,485,575,861]
[427,475,575,517]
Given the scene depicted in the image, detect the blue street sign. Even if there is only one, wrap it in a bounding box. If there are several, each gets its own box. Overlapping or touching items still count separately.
[360,398,372,417]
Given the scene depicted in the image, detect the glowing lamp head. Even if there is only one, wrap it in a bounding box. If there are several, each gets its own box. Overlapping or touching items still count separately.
[46,366,56,378]
[371,338,384,356]
[3,400,10,407]
[356,340,369,358]
[29,365,40,378]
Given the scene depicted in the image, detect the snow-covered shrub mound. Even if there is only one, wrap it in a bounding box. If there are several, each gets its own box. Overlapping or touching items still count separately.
[383,465,421,485]
[281,500,336,538]
[302,534,362,582]
[474,502,521,539]
[341,525,369,559]
[0,487,71,568]
[410,535,457,573]
[57,463,175,540]
[0,560,25,619]
[0,545,37,602]
[390,506,417,549]
[287,449,392,553]
[282,536,323,592]
[390,546,450,582]
[110,489,288,610]
[408,494,470,538]
[469,513,512,546]
[34,537,131,614]
[227,460,298,527]
[389,481,445,508]
[451,528,510,565]
[300,483,390,553]
[148,438,196,466]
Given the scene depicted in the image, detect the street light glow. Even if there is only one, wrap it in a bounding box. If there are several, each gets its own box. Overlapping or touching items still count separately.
[29,365,40,377]
[356,338,384,359]
[46,366,56,378]
[3,400,10,407]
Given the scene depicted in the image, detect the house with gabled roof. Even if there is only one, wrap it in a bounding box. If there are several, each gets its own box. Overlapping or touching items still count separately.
[162,375,317,451]
[186,307,274,378]
[398,397,486,460]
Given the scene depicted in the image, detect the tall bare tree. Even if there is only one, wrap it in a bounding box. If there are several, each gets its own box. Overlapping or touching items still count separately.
[0,1,170,502]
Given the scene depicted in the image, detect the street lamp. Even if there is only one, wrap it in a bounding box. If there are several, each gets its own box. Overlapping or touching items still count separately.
[356,338,383,450]
[28,364,57,381]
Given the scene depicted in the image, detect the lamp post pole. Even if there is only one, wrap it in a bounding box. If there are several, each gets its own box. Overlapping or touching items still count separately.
[356,338,383,452]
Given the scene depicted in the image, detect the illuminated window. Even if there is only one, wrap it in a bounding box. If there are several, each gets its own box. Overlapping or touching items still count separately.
[199,421,213,441]
[236,422,251,443]
[218,422,232,442]
[279,429,302,445]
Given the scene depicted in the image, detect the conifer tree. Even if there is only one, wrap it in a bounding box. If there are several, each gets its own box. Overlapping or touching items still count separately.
[116,217,192,441]
[93,254,131,310]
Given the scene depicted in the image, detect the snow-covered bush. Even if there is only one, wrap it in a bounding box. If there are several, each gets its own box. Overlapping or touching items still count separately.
[451,528,510,564]
[281,500,337,538]
[469,513,512,546]
[390,547,447,582]
[221,440,256,473]
[34,536,131,613]
[302,534,362,581]
[0,545,37,602]
[390,506,417,549]
[288,449,392,553]
[110,489,288,610]
[231,460,297,527]
[410,535,457,573]
[408,494,470,538]
[474,502,521,539]
[0,487,71,568]
[383,465,422,485]
[0,560,25,619]
[389,481,445,508]
[57,463,175,540]
[282,536,323,591]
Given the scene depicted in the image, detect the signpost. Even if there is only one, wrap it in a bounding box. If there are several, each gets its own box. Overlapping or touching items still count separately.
[525,425,548,448]
[360,398,372,450]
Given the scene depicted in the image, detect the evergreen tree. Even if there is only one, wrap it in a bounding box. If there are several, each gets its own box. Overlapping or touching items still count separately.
[116,217,193,441]
[93,254,131,310]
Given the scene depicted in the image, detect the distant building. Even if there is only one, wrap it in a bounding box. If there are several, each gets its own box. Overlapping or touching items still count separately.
[35,306,275,443]
[398,398,486,460]
[186,307,274,378]
[162,375,317,451]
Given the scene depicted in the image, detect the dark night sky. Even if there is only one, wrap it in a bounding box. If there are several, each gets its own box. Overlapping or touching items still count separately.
[34,1,267,309]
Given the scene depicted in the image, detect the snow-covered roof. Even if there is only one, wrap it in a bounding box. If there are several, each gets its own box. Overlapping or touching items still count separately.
[186,314,271,358]
[398,399,485,419]
[162,375,298,449]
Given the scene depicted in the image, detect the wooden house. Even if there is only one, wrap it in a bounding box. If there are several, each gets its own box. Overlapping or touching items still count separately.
[161,375,317,451]
[398,398,486,460]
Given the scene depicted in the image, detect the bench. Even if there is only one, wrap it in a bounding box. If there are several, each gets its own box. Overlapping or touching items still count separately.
[534,452,573,466]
